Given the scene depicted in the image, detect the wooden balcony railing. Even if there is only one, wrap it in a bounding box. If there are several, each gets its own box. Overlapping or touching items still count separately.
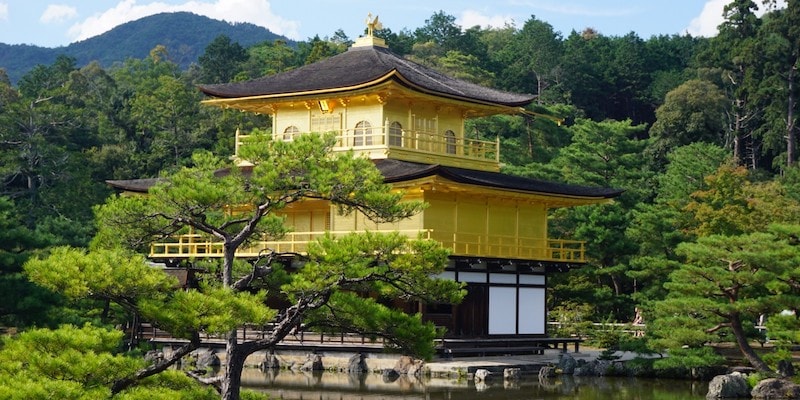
[149,230,586,263]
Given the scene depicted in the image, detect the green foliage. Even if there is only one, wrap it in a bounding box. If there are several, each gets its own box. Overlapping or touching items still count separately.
[308,291,442,359]
[656,143,730,204]
[764,313,800,345]
[547,301,594,338]
[650,224,800,372]
[615,336,658,355]
[240,39,297,79]
[0,325,218,399]
[746,371,771,389]
[625,144,730,305]
[761,347,794,371]
[139,286,275,338]
[0,324,141,397]
[588,323,633,350]
[653,347,726,371]
[114,370,220,399]
[25,247,176,300]
[0,196,64,327]
[543,118,651,321]
[684,164,800,236]
[647,79,727,163]
[291,231,464,359]
[69,130,460,398]
[198,35,248,84]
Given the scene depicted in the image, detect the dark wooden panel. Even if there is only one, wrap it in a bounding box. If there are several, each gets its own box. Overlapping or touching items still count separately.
[452,284,488,337]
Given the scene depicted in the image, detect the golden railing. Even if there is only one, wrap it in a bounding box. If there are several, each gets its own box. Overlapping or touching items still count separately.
[427,231,585,262]
[149,230,585,263]
[235,126,499,163]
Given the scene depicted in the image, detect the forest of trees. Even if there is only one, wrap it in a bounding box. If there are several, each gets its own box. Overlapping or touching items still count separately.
[1,0,799,397]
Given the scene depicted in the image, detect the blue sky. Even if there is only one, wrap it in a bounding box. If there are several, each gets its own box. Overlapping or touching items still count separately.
[0,0,783,48]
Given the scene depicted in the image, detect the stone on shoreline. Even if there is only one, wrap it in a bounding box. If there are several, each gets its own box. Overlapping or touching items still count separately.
[705,372,750,399]
[751,378,800,400]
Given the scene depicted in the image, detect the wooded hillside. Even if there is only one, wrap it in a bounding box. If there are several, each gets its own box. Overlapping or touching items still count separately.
[0,12,288,83]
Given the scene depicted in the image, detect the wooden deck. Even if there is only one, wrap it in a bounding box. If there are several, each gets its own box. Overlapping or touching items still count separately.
[434,337,583,358]
[133,324,581,357]
[137,323,387,353]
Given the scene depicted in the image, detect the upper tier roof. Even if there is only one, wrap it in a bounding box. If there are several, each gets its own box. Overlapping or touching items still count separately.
[197,44,535,107]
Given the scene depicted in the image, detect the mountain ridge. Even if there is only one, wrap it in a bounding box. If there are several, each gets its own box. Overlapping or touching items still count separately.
[0,12,291,84]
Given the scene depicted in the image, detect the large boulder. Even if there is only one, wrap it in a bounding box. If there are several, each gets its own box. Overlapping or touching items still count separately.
[381,368,400,382]
[573,363,597,377]
[194,349,220,369]
[594,360,616,376]
[345,353,368,374]
[474,369,492,382]
[259,351,280,370]
[299,353,324,371]
[144,350,163,363]
[538,365,556,379]
[393,355,424,377]
[778,360,796,378]
[751,378,800,400]
[706,372,750,400]
[504,367,521,381]
[558,353,577,374]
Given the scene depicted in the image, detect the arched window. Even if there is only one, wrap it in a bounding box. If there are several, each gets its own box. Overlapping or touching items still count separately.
[444,130,457,154]
[283,125,300,141]
[389,121,403,147]
[354,121,372,146]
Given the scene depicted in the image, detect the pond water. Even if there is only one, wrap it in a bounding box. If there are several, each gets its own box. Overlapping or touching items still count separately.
[241,369,708,400]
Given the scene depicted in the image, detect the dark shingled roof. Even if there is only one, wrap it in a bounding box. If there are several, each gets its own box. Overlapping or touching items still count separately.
[106,160,622,199]
[374,159,624,199]
[105,178,160,193]
[198,45,535,107]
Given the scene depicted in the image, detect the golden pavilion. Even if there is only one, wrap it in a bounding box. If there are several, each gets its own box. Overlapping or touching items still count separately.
[108,23,621,341]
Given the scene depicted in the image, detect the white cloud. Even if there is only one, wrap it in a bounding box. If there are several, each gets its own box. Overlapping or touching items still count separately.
[40,4,78,24]
[0,2,8,21]
[686,0,726,37]
[686,0,787,37]
[457,10,515,30]
[67,0,301,42]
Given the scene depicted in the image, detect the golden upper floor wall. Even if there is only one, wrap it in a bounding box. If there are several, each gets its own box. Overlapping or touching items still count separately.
[234,82,503,171]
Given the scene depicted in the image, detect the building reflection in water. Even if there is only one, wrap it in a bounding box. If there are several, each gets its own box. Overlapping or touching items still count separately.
[239,368,707,400]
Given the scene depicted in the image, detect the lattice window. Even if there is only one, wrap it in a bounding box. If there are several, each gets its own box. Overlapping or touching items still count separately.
[354,120,372,146]
[282,125,299,141]
[311,114,340,133]
[389,121,403,147]
[445,130,457,154]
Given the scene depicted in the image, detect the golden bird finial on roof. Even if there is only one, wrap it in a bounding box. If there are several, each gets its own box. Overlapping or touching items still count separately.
[366,13,382,37]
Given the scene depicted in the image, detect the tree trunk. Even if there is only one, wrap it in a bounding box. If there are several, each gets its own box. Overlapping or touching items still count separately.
[730,313,771,373]
[220,243,243,399]
[221,331,244,400]
[732,107,743,165]
[786,58,797,167]
[222,245,236,287]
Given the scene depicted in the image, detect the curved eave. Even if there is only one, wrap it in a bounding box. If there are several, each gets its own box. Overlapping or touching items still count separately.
[201,69,532,114]
[376,160,623,207]
[392,175,616,207]
[106,178,160,193]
